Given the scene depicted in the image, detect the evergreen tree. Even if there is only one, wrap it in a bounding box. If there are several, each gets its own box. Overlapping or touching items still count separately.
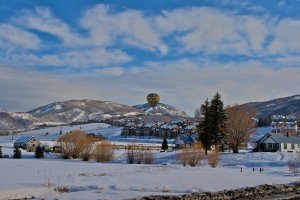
[13,146,21,159]
[161,137,169,151]
[0,145,2,158]
[35,146,44,158]
[209,92,227,146]
[197,98,212,154]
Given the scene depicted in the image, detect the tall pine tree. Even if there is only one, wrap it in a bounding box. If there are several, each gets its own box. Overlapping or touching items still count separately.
[161,137,169,151]
[209,92,227,146]
[197,93,227,154]
[197,98,212,155]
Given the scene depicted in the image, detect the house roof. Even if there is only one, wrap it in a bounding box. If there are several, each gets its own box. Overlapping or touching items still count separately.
[257,133,300,144]
[14,136,36,144]
[173,134,196,145]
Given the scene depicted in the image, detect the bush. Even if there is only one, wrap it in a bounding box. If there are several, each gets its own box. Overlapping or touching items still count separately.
[176,143,204,167]
[57,130,97,159]
[126,144,136,164]
[288,153,300,179]
[93,140,114,162]
[126,145,154,164]
[35,146,44,158]
[80,143,93,161]
[143,148,154,164]
[207,146,221,168]
[13,146,21,159]
[0,145,2,158]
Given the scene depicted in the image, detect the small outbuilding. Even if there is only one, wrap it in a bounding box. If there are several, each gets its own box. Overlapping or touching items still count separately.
[173,134,196,149]
[256,133,300,152]
[14,136,41,152]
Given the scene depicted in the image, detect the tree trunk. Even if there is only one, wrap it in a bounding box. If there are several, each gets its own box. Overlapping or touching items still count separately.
[232,145,239,153]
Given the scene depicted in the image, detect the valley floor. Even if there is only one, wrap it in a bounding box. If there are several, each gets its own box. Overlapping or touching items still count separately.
[0,124,297,200]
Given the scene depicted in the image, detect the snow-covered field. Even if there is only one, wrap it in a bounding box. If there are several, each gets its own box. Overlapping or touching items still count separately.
[0,124,297,200]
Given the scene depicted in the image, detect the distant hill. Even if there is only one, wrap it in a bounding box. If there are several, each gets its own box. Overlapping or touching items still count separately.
[0,109,38,133]
[134,103,189,117]
[28,100,144,124]
[240,95,300,119]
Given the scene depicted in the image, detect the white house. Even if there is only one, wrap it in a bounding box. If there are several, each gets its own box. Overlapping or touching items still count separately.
[14,136,41,152]
[256,132,300,152]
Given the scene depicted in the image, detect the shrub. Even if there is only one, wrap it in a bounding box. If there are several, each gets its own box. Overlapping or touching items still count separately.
[143,148,154,164]
[207,146,221,168]
[13,146,21,159]
[176,143,204,167]
[126,144,136,164]
[126,145,154,164]
[93,140,114,162]
[54,186,70,193]
[0,145,2,158]
[288,153,300,179]
[80,143,93,161]
[57,130,97,159]
[35,146,44,158]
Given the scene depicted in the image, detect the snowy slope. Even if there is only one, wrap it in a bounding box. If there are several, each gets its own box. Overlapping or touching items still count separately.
[0,109,39,133]
[134,103,189,117]
[241,94,300,118]
[28,100,144,124]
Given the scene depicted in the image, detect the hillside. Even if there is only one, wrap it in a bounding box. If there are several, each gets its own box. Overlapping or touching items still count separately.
[28,100,144,124]
[240,95,300,118]
[0,109,38,133]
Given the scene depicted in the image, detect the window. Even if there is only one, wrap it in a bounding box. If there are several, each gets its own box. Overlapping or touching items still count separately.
[284,143,287,149]
[32,144,35,147]
[292,144,295,149]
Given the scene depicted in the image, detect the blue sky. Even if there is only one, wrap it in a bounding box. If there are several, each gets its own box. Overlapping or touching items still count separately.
[1,0,300,115]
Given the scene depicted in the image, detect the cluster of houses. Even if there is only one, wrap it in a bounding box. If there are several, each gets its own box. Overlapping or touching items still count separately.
[121,120,198,148]
[121,120,197,138]
[256,114,300,152]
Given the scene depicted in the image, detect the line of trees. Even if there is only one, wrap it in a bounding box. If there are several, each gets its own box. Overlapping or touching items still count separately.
[196,92,257,154]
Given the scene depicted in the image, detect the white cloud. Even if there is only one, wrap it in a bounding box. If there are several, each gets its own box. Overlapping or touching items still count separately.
[15,7,87,46]
[156,7,268,54]
[96,67,125,76]
[269,19,300,53]
[6,48,132,68]
[0,23,40,50]
[80,5,168,54]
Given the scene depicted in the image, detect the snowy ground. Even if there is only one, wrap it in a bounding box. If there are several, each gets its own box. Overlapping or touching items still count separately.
[0,124,296,200]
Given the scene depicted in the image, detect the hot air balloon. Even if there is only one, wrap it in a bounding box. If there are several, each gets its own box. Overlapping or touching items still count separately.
[147,93,160,109]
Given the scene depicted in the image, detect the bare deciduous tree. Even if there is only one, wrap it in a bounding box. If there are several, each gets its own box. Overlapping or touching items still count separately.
[225,105,256,153]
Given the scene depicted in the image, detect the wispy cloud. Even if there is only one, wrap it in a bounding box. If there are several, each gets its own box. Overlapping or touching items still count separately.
[4,48,133,68]
[14,7,87,46]
[0,23,40,50]
[80,5,168,54]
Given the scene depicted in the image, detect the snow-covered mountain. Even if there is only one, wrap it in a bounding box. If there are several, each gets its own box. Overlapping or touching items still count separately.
[0,109,39,133]
[28,100,144,124]
[134,103,189,117]
[240,94,300,118]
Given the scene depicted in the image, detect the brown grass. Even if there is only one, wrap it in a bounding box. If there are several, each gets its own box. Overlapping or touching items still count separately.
[126,144,154,164]
[176,143,204,167]
[57,130,99,160]
[93,140,114,162]
[207,146,221,168]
